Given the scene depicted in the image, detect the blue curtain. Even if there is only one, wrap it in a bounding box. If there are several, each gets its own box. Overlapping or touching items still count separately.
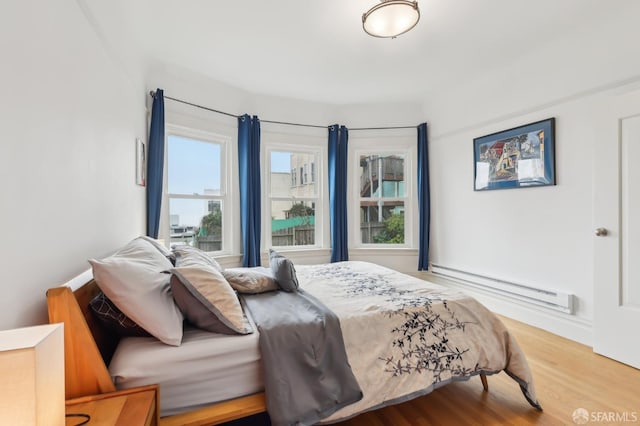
[328,124,349,262]
[146,89,165,238]
[238,114,261,267]
[417,122,430,270]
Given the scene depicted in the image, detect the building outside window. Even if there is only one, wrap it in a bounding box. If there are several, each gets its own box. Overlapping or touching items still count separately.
[269,150,320,248]
[165,129,228,252]
[358,154,407,245]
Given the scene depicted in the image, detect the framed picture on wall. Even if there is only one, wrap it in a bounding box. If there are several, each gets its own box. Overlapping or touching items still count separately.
[473,118,555,191]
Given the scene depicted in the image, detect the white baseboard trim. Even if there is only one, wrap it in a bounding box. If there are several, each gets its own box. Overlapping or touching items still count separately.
[419,271,593,346]
[430,264,574,314]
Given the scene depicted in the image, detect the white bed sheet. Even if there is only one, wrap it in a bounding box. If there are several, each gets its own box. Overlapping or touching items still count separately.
[109,324,263,417]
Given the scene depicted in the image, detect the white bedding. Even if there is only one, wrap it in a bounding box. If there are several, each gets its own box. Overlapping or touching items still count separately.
[109,324,263,416]
[297,261,539,422]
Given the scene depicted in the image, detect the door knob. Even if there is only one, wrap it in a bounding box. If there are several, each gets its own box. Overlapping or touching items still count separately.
[595,227,608,237]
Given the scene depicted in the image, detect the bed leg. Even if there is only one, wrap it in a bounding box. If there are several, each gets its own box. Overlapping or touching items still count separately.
[480,372,489,391]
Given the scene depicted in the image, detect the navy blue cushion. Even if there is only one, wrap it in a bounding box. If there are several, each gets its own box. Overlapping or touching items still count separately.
[89,292,150,337]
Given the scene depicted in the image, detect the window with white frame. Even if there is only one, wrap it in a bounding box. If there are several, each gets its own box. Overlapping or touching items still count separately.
[166,130,229,252]
[358,153,408,245]
[269,149,320,248]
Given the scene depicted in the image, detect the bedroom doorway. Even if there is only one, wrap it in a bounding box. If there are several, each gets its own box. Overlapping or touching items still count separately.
[593,88,640,369]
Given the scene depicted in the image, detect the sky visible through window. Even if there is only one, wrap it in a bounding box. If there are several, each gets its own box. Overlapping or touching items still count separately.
[271,151,290,173]
[168,136,292,227]
[168,135,221,227]
[168,136,221,194]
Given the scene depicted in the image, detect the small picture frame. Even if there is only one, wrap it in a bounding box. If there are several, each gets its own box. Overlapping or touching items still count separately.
[136,138,146,186]
[474,118,555,191]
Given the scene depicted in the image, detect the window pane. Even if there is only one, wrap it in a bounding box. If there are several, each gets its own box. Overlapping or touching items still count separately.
[360,201,404,244]
[271,151,317,197]
[168,135,222,195]
[359,155,405,198]
[271,200,315,246]
[170,198,223,251]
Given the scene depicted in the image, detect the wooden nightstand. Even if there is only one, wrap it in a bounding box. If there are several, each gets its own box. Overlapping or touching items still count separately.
[65,384,159,426]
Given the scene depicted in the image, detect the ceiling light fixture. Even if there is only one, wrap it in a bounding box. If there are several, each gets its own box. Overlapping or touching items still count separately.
[362,0,420,38]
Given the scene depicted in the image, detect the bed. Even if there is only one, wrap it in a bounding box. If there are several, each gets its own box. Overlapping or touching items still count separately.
[46,269,267,426]
[48,258,541,425]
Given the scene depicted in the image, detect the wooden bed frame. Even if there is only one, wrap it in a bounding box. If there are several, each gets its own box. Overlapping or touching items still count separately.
[47,272,488,426]
[47,276,266,426]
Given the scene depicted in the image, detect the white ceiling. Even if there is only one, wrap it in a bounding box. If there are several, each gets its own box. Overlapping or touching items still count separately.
[83,0,634,105]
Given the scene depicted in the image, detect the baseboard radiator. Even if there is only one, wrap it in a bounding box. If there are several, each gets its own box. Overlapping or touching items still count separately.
[430,264,575,314]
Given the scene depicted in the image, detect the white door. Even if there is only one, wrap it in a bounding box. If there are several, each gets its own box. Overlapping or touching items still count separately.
[593,89,640,369]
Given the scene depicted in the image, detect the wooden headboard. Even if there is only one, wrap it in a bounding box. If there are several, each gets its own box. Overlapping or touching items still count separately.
[47,275,118,399]
[46,271,267,425]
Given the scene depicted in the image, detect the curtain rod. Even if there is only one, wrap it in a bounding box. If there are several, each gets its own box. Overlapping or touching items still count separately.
[149,91,419,131]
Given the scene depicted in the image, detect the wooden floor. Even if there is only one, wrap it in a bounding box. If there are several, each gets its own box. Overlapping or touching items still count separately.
[225,315,639,426]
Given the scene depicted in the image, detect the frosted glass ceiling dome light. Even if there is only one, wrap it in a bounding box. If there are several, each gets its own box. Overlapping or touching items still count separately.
[362,0,420,38]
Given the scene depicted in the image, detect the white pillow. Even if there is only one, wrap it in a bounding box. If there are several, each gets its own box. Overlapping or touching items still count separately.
[89,237,184,346]
[139,235,175,264]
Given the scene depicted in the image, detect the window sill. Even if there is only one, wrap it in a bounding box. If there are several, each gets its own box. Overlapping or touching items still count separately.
[268,247,330,254]
[213,249,333,268]
[349,247,418,256]
[212,248,417,269]
[212,253,243,269]
[260,248,331,265]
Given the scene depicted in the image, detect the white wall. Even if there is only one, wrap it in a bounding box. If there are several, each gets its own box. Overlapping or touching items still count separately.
[426,2,640,135]
[426,93,601,342]
[422,3,640,344]
[0,1,146,329]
